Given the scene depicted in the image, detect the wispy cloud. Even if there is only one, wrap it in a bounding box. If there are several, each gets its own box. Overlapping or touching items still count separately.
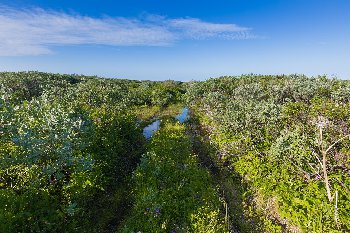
[169,18,251,39]
[0,6,253,56]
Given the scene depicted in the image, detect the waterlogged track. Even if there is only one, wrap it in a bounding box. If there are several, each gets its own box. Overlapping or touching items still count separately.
[176,107,190,123]
[143,119,161,139]
[5,72,349,232]
[0,72,187,233]
[121,121,228,232]
[142,107,190,139]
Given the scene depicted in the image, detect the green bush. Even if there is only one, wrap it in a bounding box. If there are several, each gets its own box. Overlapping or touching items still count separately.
[0,72,153,232]
[186,75,350,232]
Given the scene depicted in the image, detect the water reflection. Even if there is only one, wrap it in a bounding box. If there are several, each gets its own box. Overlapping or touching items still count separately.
[143,120,161,139]
[176,107,189,123]
[142,107,190,139]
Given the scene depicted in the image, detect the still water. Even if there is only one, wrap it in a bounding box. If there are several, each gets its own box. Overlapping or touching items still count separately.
[176,107,189,123]
[143,119,161,139]
[143,107,190,139]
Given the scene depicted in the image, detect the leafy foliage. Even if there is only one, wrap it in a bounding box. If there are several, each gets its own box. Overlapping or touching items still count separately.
[186,75,350,232]
[3,71,350,232]
[0,71,185,232]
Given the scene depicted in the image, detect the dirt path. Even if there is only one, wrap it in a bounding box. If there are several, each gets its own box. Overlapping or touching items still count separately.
[187,114,272,233]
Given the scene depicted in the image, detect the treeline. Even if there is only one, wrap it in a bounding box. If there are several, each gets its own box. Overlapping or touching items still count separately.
[0,71,184,232]
[186,75,350,232]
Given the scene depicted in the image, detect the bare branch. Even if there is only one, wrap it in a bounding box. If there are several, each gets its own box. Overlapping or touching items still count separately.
[319,126,333,202]
[325,134,350,154]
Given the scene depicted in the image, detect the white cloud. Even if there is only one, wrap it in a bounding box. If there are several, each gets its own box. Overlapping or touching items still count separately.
[0,6,253,56]
[168,18,251,39]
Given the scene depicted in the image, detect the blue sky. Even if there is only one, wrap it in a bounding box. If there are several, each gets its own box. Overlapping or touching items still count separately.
[0,0,349,80]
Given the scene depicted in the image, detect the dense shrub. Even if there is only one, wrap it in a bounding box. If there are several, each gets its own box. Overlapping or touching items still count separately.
[0,72,185,232]
[186,75,350,232]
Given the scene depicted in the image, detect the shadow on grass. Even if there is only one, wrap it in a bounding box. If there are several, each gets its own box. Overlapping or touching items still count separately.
[187,114,279,233]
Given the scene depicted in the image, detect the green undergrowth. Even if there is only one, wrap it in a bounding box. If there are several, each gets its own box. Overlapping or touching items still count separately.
[185,75,350,232]
[0,72,186,232]
[190,112,286,232]
[133,103,184,127]
[121,121,228,232]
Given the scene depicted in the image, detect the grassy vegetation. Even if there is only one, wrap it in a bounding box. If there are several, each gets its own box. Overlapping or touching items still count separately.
[188,114,281,232]
[121,121,227,232]
[0,72,185,232]
[186,75,350,232]
[2,72,350,232]
[133,103,184,126]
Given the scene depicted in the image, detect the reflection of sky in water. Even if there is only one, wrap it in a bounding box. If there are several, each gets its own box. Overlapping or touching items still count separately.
[176,107,189,123]
[143,120,161,139]
[142,108,190,139]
